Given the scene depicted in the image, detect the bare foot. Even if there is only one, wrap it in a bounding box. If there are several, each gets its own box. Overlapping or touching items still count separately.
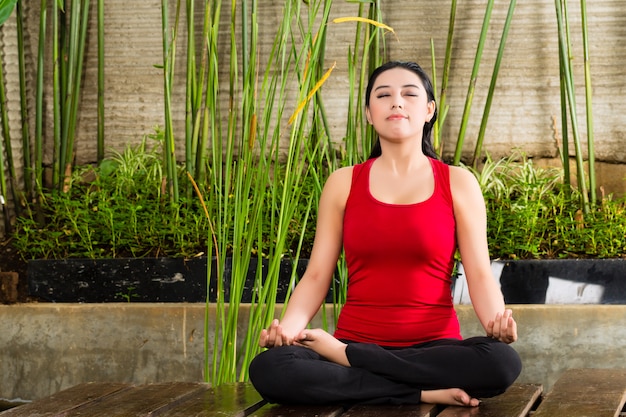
[421,388,480,406]
[296,328,350,367]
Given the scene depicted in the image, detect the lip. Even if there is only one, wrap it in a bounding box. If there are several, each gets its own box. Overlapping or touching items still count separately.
[387,114,407,120]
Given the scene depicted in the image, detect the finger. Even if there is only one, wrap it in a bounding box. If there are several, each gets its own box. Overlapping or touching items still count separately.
[500,309,508,319]
[295,331,313,348]
[507,317,518,343]
[259,329,269,348]
[266,319,280,347]
[499,311,510,336]
[269,318,279,331]
[492,312,502,338]
[501,310,514,341]
[273,325,284,347]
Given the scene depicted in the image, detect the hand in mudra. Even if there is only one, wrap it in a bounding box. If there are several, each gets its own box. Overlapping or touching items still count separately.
[487,309,517,343]
[295,328,350,367]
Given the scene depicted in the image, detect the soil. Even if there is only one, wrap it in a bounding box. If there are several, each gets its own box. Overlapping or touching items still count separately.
[0,237,37,303]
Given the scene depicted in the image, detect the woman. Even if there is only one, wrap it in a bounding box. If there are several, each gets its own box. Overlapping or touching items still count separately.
[249,61,522,407]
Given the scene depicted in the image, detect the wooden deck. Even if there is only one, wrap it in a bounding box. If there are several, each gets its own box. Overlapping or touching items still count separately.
[1,369,625,417]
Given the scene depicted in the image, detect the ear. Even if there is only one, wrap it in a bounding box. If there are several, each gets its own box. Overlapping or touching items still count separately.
[426,100,436,122]
[365,107,372,125]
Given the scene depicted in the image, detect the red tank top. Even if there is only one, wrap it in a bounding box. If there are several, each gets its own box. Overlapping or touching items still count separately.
[333,157,461,346]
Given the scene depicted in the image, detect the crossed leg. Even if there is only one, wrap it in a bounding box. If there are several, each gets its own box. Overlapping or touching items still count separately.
[296,328,481,406]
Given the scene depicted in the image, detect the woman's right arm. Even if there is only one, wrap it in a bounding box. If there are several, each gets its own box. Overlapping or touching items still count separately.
[259,166,352,348]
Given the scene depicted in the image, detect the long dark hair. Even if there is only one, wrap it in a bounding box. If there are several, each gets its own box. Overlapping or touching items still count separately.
[365,61,438,159]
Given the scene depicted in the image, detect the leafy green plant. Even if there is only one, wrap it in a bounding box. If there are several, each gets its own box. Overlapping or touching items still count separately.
[0,0,102,237]
[470,153,626,260]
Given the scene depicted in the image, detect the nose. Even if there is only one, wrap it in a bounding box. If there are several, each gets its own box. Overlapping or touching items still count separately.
[391,94,403,109]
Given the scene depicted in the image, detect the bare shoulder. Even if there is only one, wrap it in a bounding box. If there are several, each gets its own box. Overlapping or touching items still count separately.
[448,164,484,208]
[320,166,354,207]
[448,164,478,187]
[328,165,354,181]
[324,166,353,192]
[448,165,481,194]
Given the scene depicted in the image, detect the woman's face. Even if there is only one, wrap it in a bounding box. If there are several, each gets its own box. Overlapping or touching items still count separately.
[365,67,435,145]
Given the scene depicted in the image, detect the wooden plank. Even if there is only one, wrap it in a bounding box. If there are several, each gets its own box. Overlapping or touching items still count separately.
[250,400,437,417]
[342,403,438,417]
[533,368,626,417]
[166,382,266,417]
[436,384,543,417]
[249,403,345,417]
[0,382,130,417]
[63,382,207,417]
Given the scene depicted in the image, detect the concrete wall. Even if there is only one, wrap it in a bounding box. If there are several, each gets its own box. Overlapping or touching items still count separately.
[1,1,625,195]
[1,303,625,402]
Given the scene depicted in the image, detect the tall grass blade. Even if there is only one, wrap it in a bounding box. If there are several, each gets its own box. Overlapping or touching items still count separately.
[472,0,516,168]
[453,0,494,165]
[555,0,589,213]
[434,0,456,156]
[16,0,31,202]
[160,0,180,200]
[580,0,595,205]
[97,0,104,162]
[34,0,47,195]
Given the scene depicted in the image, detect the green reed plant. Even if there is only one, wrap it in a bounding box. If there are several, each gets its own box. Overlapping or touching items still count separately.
[429,0,516,166]
[166,0,396,385]
[236,0,336,384]
[471,0,516,168]
[0,0,18,231]
[168,0,339,385]
[554,0,595,213]
[15,1,30,199]
[160,0,180,201]
[451,0,495,165]
[0,0,104,236]
[57,0,91,190]
[342,1,387,164]
[97,0,104,162]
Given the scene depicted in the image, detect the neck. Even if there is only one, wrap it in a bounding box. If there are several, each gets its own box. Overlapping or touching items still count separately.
[378,135,425,154]
[376,146,429,175]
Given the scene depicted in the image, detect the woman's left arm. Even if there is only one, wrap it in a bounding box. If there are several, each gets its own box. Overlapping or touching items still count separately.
[449,166,517,344]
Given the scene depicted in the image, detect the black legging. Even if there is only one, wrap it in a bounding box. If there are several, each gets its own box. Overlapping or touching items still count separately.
[249,336,522,405]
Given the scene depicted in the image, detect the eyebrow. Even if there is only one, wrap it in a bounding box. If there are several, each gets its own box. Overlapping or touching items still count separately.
[374,84,422,91]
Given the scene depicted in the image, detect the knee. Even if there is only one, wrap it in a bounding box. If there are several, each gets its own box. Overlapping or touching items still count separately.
[249,346,306,403]
[249,349,282,400]
[489,342,523,391]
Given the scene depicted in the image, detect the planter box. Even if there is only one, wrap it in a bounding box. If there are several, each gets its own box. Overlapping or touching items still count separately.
[454,259,626,304]
[30,257,626,304]
[27,257,335,303]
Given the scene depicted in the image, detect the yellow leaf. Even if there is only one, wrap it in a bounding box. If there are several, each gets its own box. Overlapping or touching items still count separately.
[332,16,397,40]
[288,62,336,125]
